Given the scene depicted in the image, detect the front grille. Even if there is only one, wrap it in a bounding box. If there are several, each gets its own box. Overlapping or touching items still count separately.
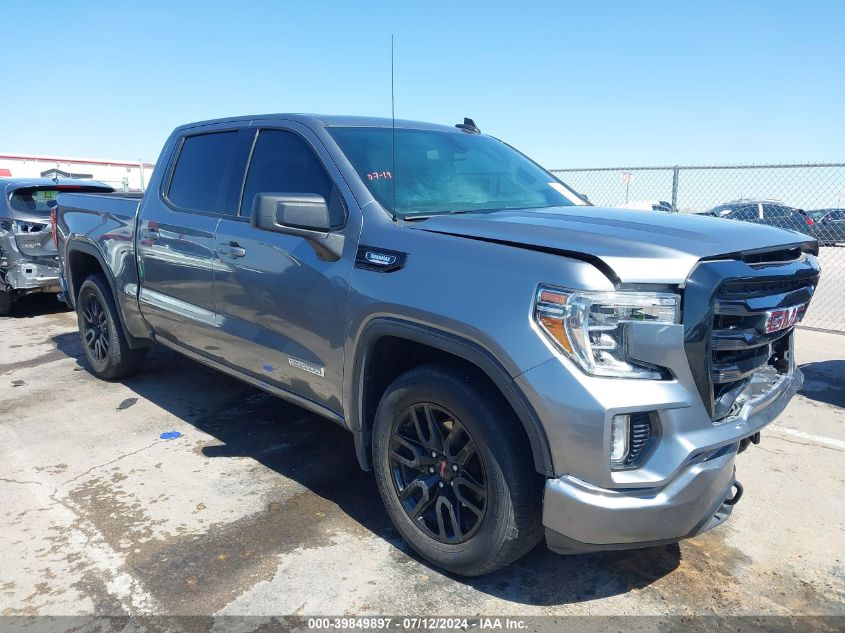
[710,277,816,419]
[682,254,820,420]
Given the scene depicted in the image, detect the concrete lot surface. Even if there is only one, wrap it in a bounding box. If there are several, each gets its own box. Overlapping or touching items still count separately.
[1,296,843,620]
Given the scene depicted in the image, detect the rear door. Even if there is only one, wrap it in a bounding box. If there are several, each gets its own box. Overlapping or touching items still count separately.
[212,123,359,414]
[137,123,251,354]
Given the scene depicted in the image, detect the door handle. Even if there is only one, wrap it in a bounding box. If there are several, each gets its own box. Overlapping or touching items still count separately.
[218,241,246,258]
[140,227,159,241]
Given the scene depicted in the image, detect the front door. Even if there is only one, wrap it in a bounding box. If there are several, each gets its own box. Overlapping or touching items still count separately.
[213,124,359,414]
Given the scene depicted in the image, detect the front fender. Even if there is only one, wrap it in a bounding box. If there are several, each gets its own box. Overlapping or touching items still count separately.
[345,316,554,476]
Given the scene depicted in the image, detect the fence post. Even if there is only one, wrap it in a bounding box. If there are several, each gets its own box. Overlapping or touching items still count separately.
[671,166,679,212]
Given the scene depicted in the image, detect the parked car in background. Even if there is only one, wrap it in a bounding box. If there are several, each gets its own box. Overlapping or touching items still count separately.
[0,178,113,315]
[808,208,845,246]
[620,199,674,212]
[706,199,814,236]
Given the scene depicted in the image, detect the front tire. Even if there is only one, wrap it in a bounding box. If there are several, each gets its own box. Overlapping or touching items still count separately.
[76,274,147,380]
[372,362,542,576]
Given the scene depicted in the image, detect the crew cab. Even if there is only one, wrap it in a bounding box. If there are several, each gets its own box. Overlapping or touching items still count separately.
[56,115,820,575]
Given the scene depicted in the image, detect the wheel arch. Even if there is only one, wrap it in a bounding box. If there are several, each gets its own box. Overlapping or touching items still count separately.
[65,240,148,349]
[348,318,554,476]
[65,241,112,308]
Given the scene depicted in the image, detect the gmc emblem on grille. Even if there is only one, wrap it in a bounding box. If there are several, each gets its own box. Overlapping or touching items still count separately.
[764,303,807,333]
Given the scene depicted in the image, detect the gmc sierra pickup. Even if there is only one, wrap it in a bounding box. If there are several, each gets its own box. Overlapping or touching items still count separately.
[56,114,820,576]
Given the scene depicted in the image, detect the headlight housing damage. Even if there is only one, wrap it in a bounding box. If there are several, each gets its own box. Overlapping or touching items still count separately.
[534,286,680,379]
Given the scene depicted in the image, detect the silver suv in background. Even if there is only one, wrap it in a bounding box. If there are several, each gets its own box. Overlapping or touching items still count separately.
[0,178,113,315]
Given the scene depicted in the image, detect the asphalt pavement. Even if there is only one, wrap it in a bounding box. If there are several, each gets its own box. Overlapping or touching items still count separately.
[1,296,843,624]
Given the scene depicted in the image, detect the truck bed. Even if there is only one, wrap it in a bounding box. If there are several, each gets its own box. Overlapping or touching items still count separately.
[57,191,143,221]
[56,190,145,315]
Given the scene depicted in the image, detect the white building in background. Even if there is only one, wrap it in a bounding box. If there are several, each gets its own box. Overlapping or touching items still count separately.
[0,153,155,191]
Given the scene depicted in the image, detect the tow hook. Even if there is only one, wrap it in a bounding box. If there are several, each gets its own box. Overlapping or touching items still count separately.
[724,480,744,506]
[738,431,761,454]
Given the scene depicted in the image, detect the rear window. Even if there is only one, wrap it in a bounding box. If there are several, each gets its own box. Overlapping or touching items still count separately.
[762,203,795,218]
[167,131,239,213]
[10,185,112,214]
[725,205,759,221]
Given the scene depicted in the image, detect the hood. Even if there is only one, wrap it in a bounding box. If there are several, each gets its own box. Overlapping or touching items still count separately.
[410,206,815,284]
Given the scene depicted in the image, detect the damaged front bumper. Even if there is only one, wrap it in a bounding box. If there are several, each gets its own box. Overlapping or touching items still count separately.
[543,447,739,553]
[538,366,802,554]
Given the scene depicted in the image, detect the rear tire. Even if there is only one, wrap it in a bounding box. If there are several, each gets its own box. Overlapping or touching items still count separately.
[76,274,147,380]
[372,362,542,576]
[0,288,11,316]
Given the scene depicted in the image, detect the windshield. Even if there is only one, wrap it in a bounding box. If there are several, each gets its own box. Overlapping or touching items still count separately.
[328,126,584,218]
[9,185,112,215]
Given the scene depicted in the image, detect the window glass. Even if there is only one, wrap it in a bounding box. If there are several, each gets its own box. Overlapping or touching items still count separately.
[240,129,335,218]
[762,203,792,218]
[9,185,111,215]
[727,205,758,221]
[168,131,239,212]
[328,126,581,217]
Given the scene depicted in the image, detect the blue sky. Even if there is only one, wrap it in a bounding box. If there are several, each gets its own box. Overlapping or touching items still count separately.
[2,0,843,167]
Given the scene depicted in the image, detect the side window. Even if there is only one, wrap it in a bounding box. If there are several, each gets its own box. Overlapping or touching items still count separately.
[167,131,239,213]
[728,205,758,221]
[240,129,342,225]
[762,203,790,218]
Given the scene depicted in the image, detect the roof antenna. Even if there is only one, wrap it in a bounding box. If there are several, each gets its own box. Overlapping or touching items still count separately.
[456,118,480,134]
[390,34,397,221]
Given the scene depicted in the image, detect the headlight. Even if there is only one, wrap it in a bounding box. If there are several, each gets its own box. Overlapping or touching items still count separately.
[533,286,680,379]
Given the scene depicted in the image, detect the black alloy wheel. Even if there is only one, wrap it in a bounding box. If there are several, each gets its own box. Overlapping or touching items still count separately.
[388,403,487,544]
[82,294,110,363]
[75,274,147,380]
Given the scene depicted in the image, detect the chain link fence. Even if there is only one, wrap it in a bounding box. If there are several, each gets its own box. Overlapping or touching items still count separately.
[549,163,845,333]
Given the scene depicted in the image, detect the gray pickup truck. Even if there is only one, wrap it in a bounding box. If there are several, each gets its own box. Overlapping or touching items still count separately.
[56,114,820,576]
[0,178,112,315]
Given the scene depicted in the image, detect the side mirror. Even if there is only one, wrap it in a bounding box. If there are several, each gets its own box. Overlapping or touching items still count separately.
[253,193,331,232]
[251,193,344,261]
